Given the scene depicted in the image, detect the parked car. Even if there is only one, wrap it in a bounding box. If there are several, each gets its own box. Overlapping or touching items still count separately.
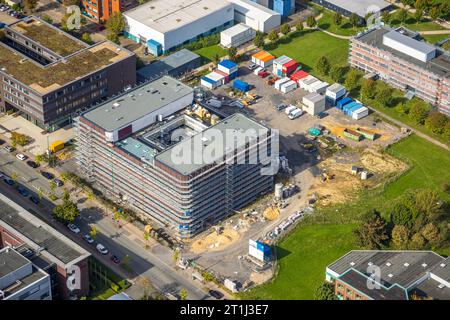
[3,145,15,153]
[29,195,40,205]
[96,243,108,255]
[83,234,94,244]
[208,290,224,299]
[40,171,54,180]
[110,255,120,264]
[247,63,258,70]
[26,160,39,168]
[0,139,4,145]
[258,71,269,78]
[276,103,287,111]
[17,185,29,197]
[54,178,64,187]
[67,223,81,234]
[3,178,14,185]
[16,153,27,161]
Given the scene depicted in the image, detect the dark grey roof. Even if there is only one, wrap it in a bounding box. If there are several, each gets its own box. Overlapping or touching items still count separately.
[328,250,445,289]
[155,113,269,175]
[338,269,408,300]
[0,195,89,265]
[411,277,450,300]
[320,0,391,18]
[0,248,30,278]
[430,257,450,282]
[355,27,450,77]
[82,76,193,132]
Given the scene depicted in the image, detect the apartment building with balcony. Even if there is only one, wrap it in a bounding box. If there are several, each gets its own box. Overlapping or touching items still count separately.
[0,16,136,132]
[76,76,275,239]
[82,0,139,22]
[326,250,450,300]
[349,26,450,115]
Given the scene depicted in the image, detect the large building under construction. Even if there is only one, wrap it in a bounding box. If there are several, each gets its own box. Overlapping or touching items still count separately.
[76,76,275,238]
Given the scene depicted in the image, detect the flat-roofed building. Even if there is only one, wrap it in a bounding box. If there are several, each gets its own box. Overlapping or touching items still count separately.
[76,76,275,238]
[123,0,234,56]
[0,16,136,131]
[228,0,281,32]
[312,0,392,23]
[326,250,450,300]
[0,194,91,300]
[349,27,450,115]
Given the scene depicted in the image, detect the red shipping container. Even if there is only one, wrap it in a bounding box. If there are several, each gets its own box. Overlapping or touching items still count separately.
[290,70,309,83]
[282,60,298,75]
[214,69,230,83]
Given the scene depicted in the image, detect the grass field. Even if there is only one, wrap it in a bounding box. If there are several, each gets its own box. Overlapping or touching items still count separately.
[421,33,450,45]
[265,30,349,75]
[240,135,450,300]
[240,224,357,300]
[390,13,446,32]
[194,45,227,63]
[315,6,364,36]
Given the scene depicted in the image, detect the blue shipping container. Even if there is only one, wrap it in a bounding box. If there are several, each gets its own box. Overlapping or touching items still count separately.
[347,104,364,116]
[233,80,250,92]
[336,97,353,110]
[201,76,215,85]
[219,59,238,70]
[147,39,163,57]
[229,71,238,80]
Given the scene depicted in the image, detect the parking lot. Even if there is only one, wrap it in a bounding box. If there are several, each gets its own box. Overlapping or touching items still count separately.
[0,9,20,25]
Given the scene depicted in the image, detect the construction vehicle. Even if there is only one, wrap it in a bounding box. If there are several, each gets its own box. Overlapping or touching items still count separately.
[322,171,335,182]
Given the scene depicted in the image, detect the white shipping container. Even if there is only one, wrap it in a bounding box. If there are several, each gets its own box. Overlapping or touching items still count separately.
[310,81,329,94]
[274,77,291,90]
[299,75,318,91]
[220,23,256,48]
[280,80,297,93]
[249,245,264,261]
[352,107,369,120]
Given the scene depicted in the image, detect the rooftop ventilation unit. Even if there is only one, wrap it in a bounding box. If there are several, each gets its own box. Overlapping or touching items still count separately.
[350,262,355,266]
[438,283,445,289]
[386,262,392,267]
[441,263,447,268]
[404,263,410,267]
[388,274,393,278]
[422,263,428,268]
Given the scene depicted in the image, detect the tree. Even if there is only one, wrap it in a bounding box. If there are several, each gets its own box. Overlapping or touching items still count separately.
[414,189,443,223]
[415,0,426,10]
[11,131,31,146]
[24,0,38,13]
[89,225,97,240]
[425,112,448,134]
[421,223,441,246]
[382,11,391,24]
[361,79,377,99]
[180,288,188,300]
[349,13,360,28]
[63,0,81,6]
[81,33,93,45]
[306,16,317,28]
[315,56,330,76]
[414,8,423,23]
[409,102,430,124]
[376,84,393,106]
[410,232,426,249]
[330,66,344,83]
[227,47,238,62]
[52,191,80,223]
[395,102,410,115]
[172,249,180,263]
[107,32,120,44]
[253,32,265,48]
[333,12,343,26]
[280,23,290,35]
[106,12,126,35]
[344,69,359,90]
[396,9,408,25]
[314,282,337,300]
[444,121,450,140]
[11,172,17,183]
[391,225,410,249]
[354,210,389,249]
[295,21,304,31]
[37,187,44,200]
[429,7,440,21]
[267,29,278,42]
[143,231,150,248]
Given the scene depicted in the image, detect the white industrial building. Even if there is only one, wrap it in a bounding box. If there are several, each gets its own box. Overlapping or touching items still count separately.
[221,23,256,48]
[123,0,234,55]
[382,30,437,63]
[302,93,326,116]
[227,0,281,32]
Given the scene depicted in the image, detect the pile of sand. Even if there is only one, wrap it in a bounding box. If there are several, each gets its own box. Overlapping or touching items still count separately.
[191,227,240,254]
[360,149,407,174]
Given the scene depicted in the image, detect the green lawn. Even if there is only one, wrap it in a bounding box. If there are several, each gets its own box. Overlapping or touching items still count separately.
[240,224,357,300]
[390,13,446,32]
[421,33,450,45]
[315,6,364,36]
[266,30,349,76]
[194,45,227,63]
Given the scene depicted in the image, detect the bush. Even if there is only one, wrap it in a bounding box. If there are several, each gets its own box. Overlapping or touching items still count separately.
[11,132,31,146]
[280,23,291,35]
[409,101,430,125]
[424,112,448,134]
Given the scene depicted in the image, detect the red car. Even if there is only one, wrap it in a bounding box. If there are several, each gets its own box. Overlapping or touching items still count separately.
[258,71,269,78]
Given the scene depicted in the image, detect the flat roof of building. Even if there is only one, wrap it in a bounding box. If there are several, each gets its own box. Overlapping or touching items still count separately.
[0,194,90,266]
[323,0,391,18]
[328,250,445,289]
[430,257,450,282]
[0,17,134,95]
[155,113,269,175]
[221,23,253,37]
[124,0,232,34]
[83,76,193,132]
[304,92,325,103]
[326,83,346,93]
[384,30,436,57]
[8,18,88,57]
[0,247,30,279]
[228,0,281,20]
[412,277,450,300]
[355,27,450,77]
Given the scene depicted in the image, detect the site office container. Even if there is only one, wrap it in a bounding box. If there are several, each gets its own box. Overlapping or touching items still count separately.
[201,76,216,89]
[280,80,297,94]
[310,81,329,94]
[290,70,309,83]
[356,127,376,140]
[214,69,230,83]
[218,60,239,75]
[343,102,362,116]
[233,79,250,92]
[282,60,298,76]
[252,51,275,67]
[352,107,369,120]
[343,128,363,141]
[336,97,353,110]
[273,55,292,74]
[274,77,291,90]
[299,75,318,91]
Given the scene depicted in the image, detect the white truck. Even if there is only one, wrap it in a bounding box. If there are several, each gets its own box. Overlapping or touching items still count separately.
[284,105,297,115]
[288,108,302,120]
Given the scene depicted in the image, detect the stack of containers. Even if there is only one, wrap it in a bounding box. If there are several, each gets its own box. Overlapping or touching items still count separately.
[336,97,353,110]
[200,72,225,89]
[290,70,309,84]
[299,75,319,91]
[218,60,239,81]
[272,55,298,77]
[352,106,369,120]
[309,81,329,94]
[214,69,230,83]
[252,51,275,68]
[343,101,364,116]
[280,80,297,93]
[274,77,291,90]
[325,83,346,106]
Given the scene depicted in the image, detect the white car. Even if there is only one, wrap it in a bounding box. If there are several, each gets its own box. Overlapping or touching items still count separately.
[83,234,94,244]
[96,243,108,255]
[67,223,80,234]
[16,153,27,161]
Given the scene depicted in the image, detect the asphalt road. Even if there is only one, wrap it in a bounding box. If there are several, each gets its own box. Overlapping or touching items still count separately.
[0,148,210,300]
